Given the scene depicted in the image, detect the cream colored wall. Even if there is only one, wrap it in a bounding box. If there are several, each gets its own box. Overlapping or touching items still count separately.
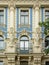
[6,5,42,53]
[0,1,49,65]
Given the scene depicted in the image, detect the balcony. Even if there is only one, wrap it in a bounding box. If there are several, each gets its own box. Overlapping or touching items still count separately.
[16,47,33,54]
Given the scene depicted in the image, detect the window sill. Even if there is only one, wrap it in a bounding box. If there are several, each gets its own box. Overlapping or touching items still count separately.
[0,23,6,27]
[0,49,5,52]
[18,24,30,28]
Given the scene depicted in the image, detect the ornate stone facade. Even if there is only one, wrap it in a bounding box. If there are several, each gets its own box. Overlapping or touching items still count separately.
[0,0,49,65]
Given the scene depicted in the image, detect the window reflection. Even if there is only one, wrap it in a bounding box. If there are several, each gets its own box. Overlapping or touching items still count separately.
[20,36,29,50]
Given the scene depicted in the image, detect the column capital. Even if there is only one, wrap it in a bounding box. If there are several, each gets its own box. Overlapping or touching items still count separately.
[33,4,41,9]
[17,56,20,61]
[34,57,41,65]
[8,0,16,9]
[29,56,31,61]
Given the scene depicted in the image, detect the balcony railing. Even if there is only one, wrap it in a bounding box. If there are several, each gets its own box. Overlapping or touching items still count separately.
[16,47,33,54]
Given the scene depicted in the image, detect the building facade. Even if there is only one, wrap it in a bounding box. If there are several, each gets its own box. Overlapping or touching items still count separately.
[0,0,49,65]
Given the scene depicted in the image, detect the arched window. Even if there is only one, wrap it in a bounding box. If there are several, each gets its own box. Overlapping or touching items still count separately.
[45,35,49,47]
[0,35,5,50]
[20,36,29,50]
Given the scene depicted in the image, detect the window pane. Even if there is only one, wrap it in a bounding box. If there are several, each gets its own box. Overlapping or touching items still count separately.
[45,10,49,19]
[25,41,28,50]
[21,10,28,15]
[21,16,24,25]
[0,36,5,50]
[20,36,29,50]
[1,16,4,23]
[0,37,3,40]
[0,10,4,24]
[0,41,4,48]
[20,41,24,50]
[0,62,3,65]
[45,16,49,19]
[20,10,29,26]
[25,16,28,25]
[45,10,49,15]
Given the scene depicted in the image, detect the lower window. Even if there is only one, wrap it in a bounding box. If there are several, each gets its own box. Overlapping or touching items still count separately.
[46,61,49,65]
[20,61,28,65]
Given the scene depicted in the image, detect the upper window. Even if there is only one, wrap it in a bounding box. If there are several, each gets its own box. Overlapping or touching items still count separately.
[0,35,5,50]
[19,9,30,27]
[20,36,29,50]
[0,10,4,26]
[45,10,49,19]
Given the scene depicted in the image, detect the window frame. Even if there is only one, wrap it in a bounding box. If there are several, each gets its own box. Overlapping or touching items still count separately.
[45,8,49,20]
[0,35,5,50]
[19,8,30,27]
[0,8,5,27]
[20,36,29,50]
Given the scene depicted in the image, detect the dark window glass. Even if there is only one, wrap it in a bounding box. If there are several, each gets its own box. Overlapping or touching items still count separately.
[45,36,49,47]
[46,61,49,65]
[0,10,4,24]
[45,10,49,19]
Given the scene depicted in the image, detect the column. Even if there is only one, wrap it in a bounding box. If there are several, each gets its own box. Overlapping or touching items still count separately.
[33,5,41,53]
[6,4,16,53]
[34,5,40,40]
[7,7,10,38]
[7,5,15,38]
[7,57,15,65]
[9,6,14,28]
[17,57,20,65]
[34,5,40,28]
[28,57,31,65]
[33,57,41,65]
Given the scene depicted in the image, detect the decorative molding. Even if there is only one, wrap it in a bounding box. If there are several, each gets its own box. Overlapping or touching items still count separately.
[0,30,4,35]
[20,30,30,36]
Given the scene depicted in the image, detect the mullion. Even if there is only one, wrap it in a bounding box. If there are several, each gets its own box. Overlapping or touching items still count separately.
[21,15,28,25]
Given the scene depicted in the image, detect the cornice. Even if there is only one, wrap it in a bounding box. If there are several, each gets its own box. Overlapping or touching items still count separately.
[0,0,49,7]
[33,53,44,58]
[0,54,6,58]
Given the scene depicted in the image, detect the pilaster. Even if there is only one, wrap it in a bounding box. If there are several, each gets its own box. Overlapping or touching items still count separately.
[34,4,40,28]
[9,6,15,28]
[28,57,31,65]
[17,56,20,65]
[33,4,42,53]
[34,57,41,65]
[34,55,41,65]
[7,53,15,65]
[33,53,43,65]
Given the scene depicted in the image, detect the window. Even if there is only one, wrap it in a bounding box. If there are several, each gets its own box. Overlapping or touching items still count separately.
[20,61,28,65]
[20,9,29,27]
[20,36,29,50]
[45,10,49,19]
[0,61,3,65]
[46,61,49,65]
[45,36,49,47]
[0,35,5,50]
[0,10,4,26]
